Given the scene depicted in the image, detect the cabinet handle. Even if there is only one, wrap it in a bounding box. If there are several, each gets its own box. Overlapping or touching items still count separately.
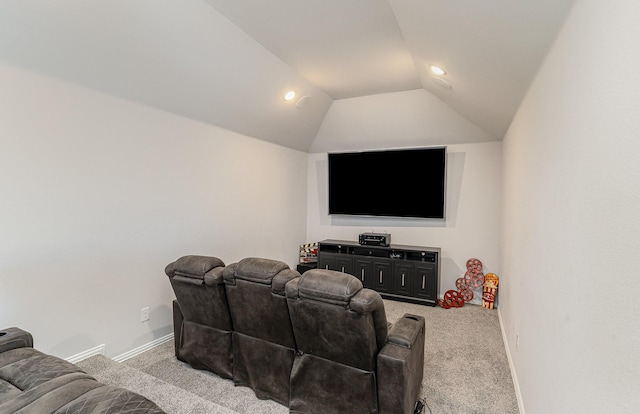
[361,269,365,281]
[379,271,383,284]
[325,264,329,270]
[422,275,425,290]
[401,273,405,287]
[341,266,345,272]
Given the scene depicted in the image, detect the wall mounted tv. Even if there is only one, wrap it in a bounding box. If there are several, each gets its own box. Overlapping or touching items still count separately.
[328,147,446,219]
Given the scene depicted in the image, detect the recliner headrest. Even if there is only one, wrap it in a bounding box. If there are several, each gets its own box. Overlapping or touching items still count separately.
[166,255,225,280]
[225,257,290,285]
[297,269,363,306]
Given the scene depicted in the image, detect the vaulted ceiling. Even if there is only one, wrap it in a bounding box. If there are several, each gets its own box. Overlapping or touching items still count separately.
[0,1,575,152]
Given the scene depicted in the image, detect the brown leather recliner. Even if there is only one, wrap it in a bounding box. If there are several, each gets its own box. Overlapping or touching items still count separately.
[222,258,300,405]
[165,255,233,379]
[285,269,425,414]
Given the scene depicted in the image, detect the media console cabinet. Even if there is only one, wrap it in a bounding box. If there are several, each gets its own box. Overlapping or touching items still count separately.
[317,239,440,306]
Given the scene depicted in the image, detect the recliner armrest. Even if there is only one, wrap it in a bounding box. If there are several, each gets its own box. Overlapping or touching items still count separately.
[0,327,34,353]
[377,314,425,414]
[387,314,422,348]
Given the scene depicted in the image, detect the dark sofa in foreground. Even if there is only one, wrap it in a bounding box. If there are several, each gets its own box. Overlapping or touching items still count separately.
[0,327,165,414]
[167,255,426,414]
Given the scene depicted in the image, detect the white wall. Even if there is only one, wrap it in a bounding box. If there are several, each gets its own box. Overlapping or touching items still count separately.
[306,141,502,298]
[500,1,640,413]
[309,89,494,153]
[0,63,308,359]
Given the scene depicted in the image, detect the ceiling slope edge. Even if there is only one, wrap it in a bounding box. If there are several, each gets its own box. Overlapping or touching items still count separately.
[0,1,332,152]
[309,89,496,153]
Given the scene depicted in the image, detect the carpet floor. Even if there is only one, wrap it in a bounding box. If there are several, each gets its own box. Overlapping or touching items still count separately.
[77,300,519,414]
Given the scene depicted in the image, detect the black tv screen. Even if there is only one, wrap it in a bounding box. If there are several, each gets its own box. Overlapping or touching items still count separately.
[328,147,446,219]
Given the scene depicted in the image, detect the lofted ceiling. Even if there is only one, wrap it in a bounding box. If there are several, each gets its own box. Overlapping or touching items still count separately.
[206,0,575,141]
[0,1,575,152]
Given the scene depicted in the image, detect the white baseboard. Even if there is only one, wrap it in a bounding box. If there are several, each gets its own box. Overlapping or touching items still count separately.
[498,308,525,414]
[113,333,174,363]
[66,344,105,364]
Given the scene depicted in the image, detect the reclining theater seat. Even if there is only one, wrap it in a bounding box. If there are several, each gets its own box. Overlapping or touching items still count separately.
[285,269,426,414]
[165,255,232,379]
[222,258,300,405]
[0,327,165,414]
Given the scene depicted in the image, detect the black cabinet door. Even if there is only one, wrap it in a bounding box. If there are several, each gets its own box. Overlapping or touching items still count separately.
[393,263,413,297]
[371,259,392,293]
[317,253,336,271]
[355,258,373,289]
[335,256,354,275]
[318,253,354,274]
[413,263,437,300]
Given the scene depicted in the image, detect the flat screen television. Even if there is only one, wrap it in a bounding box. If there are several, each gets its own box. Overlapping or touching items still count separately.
[328,147,446,219]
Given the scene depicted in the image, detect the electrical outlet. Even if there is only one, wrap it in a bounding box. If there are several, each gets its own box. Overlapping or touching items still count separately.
[516,333,520,351]
[141,307,150,322]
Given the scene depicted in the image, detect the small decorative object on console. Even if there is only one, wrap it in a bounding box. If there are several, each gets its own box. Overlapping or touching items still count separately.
[299,242,318,263]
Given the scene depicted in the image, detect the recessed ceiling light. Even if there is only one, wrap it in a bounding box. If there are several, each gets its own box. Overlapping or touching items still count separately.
[430,65,446,76]
[284,91,296,101]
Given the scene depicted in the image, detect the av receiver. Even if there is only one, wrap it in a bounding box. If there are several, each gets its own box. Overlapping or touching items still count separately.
[358,232,391,247]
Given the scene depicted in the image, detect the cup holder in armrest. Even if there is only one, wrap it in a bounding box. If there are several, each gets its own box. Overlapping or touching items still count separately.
[405,316,419,321]
[0,328,34,351]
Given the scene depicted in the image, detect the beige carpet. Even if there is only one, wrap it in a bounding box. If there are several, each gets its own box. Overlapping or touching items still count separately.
[78,300,519,414]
